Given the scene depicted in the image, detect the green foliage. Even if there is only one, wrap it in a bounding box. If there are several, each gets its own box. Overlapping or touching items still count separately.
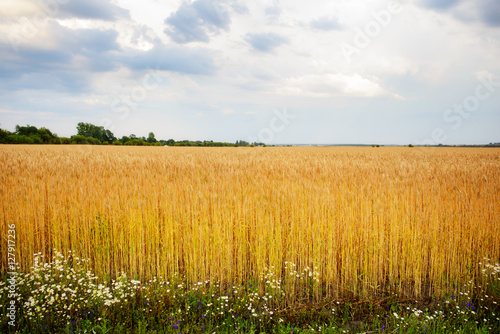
[147,132,156,143]
[1,124,267,147]
[86,137,102,145]
[0,129,9,143]
[164,139,175,146]
[2,125,59,144]
[70,135,89,144]
[60,137,71,144]
[38,127,56,144]
[124,139,148,146]
[7,134,35,144]
[120,136,130,143]
[15,125,38,137]
[235,140,249,147]
[77,122,116,143]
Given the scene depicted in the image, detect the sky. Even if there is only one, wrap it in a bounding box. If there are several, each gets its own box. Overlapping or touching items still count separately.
[0,0,499,145]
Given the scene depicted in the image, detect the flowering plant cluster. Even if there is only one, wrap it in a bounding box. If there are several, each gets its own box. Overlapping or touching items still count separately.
[1,252,499,333]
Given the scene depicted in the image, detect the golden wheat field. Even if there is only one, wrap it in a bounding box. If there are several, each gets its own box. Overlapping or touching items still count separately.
[1,145,499,300]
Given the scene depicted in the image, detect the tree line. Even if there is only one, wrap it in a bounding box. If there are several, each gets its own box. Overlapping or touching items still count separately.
[0,123,266,147]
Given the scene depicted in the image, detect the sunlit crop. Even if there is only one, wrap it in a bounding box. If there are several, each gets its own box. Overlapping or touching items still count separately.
[1,145,499,301]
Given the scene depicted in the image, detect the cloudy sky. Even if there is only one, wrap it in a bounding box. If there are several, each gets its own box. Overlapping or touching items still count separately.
[0,0,499,145]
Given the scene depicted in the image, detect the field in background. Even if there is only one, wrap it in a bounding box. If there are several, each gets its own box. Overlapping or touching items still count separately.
[1,145,499,300]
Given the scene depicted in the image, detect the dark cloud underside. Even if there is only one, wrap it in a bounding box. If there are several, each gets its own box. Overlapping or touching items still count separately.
[310,16,341,31]
[58,0,130,21]
[245,33,289,52]
[122,46,217,75]
[164,0,231,44]
[480,0,500,26]
[420,0,462,10]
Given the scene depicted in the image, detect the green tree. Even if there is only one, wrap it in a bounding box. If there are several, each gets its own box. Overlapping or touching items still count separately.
[15,125,38,137]
[120,136,130,143]
[38,127,56,144]
[235,140,249,147]
[86,137,101,145]
[71,135,89,144]
[147,132,156,143]
[0,129,9,143]
[76,122,116,143]
[8,134,35,144]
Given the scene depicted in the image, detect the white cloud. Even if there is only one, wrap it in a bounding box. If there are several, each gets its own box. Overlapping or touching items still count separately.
[0,0,41,19]
[222,108,235,115]
[276,73,394,98]
[0,0,499,144]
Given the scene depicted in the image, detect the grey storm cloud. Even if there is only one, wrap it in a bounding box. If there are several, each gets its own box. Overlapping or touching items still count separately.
[479,0,500,26]
[420,0,500,26]
[420,0,462,10]
[310,16,341,31]
[0,21,217,94]
[245,33,289,52]
[0,41,94,92]
[57,0,130,21]
[122,45,217,75]
[1,22,120,73]
[164,0,235,44]
[0,24,121,92]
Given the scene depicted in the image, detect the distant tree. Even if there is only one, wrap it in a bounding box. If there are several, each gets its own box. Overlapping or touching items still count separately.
[147,132,157,143]
[0,129,9,143]
[8,134,35,144]
[124,138,147,146]
[15,125,38,137]
[103,129,116,143]
[86,137,101,145]
[71,135,89,144]
[235,140,249,147]
[120,136,130,143]
[76,122,116,143]
[30,134,43,144]
[76,123,92,137]
[38,127,56,144]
